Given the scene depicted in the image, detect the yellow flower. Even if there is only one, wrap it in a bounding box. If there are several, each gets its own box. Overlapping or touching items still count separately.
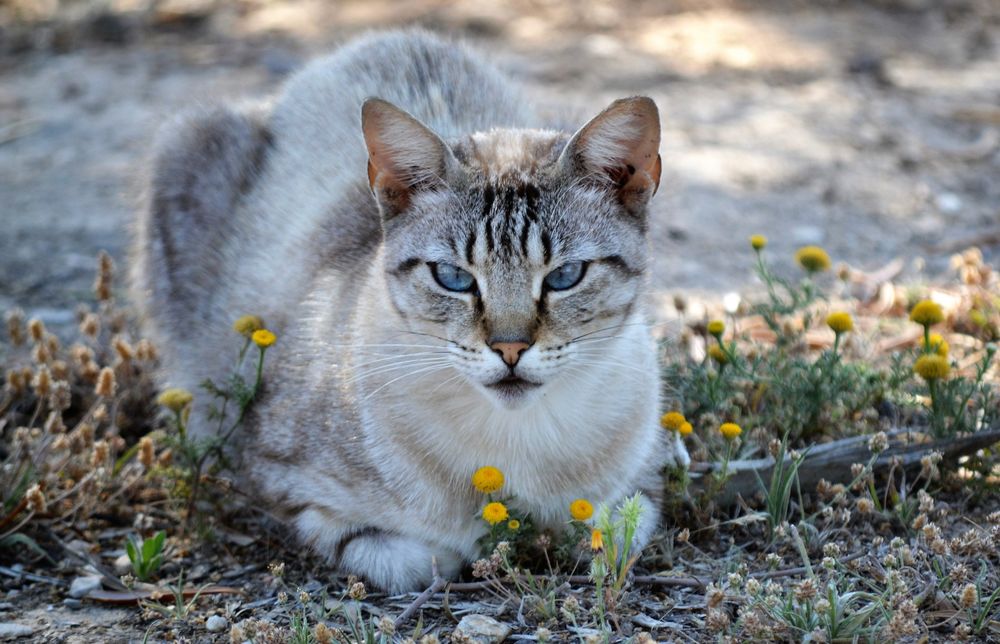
[569,498,594,522]
[928,333,948,357]
[507,519,520,531]
[472,466,504,494]
[909,300,943,327]
[660,411,687,432]
[750,235,767,251]
[591,528,604,552]
[157,388,193,413]
[252,329,277,348]
[707,320,725,337]
[720,422,742,440]
[678,421,693,437]
[913,355,950,381]
[482,502,508,525]
[708,344,729,365]
[826,312,854,334]
[233,315,264,337]
[795,246,831,273]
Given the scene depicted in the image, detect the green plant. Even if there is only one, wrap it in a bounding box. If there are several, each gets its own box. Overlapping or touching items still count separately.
[126,530,167,582]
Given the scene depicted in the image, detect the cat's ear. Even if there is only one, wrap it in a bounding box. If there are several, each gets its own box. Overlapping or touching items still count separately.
[558,96,662,215]
[361,98,454,218]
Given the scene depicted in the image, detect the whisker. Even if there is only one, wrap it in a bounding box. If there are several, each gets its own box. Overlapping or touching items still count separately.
[361,364,454,401]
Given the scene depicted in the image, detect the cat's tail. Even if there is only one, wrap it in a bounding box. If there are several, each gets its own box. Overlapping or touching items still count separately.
[130,103,274,413]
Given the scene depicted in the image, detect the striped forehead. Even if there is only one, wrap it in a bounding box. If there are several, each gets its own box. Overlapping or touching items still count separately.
[463,182,552,266]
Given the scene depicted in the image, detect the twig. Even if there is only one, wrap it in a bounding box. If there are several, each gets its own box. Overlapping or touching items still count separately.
[0,565,67,586]
[751,550,866,582]
[394,557,447,627]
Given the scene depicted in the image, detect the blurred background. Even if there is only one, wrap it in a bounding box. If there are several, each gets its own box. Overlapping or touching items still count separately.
[1,0,998,332]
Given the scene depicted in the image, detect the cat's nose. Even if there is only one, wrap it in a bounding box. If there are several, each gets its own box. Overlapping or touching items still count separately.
[490,341,530,367]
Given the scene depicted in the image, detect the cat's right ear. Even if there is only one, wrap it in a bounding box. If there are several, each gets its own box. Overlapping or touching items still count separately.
[361,98,454,219]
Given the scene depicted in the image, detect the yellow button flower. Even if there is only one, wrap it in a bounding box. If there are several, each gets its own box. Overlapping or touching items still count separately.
[482,502,509,525]
[232,315,264,337]
[928,333,948,357]
[252,329,277,348]
[472,466,504,494]
[507,519,520,531]
[591,528,604,552]
[795,246,831,273]
[569,498,594,521]
[660,411,686,432]
[909,300,943,327]
[720,422,742,440]
[708,344,729,365]
[750,235,767,251]
[157,388,193,413]
[826,312,854,334]
[678,421,693,437]
[707,320,725,337]
[914,355,950,381]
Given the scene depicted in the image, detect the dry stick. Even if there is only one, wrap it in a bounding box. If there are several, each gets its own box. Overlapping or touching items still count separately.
[395,550,870,622]
[394,557,447,628]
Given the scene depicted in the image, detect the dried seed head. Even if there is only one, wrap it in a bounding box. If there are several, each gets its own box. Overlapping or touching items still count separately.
[6,308,25,346]
[377,616,394,637]
[28,318,45,343]
[71,344,95,367]
[348,581,367,601]
[138,436,155,469]
[77,423,95,448]
[93,404,108,423]
[49,381,71,411]
[81,362,100,383]
[677,527,690,543]
[95,367,116,398]
[706,583,725,608]
[32,366,52,397]
[52,434,70,451]
[113,336,133,362]
[26,484,46,513]
[91,440,110,467]
[705,608,730,632]
[95,251,114,301]
[32,342,51,365]
[959,583,978,609]
[857,497,874,514]
[313,623,334,644]
[135,339,157,361]
[766,553,781,569]
[535,627,552,643]
[45,411,66,435]
[80,312,100,338]
[50,360,69,381]
[6,369,25,395]
[868,431,888,454]
[795,578,817,602]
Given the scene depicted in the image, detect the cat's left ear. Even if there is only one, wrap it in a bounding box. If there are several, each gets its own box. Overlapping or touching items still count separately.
[361,98,455,219]
[558,96,662,215]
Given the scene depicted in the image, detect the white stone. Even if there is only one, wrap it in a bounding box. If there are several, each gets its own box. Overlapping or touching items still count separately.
[205,615,228,632]
[67,575,102,599]
[0,623,34,639]
[453,614,510,644]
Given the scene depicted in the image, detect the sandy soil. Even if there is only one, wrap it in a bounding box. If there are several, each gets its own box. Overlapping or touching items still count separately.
[2,0,999,334]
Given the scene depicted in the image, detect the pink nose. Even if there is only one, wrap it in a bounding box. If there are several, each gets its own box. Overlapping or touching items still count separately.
[490,341,530,366]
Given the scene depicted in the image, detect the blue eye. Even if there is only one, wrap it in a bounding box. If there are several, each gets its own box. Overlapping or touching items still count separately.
[430,263,476,292]
[544,261,587,291]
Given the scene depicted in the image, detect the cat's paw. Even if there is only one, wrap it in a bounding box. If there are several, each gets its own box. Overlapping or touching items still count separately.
[338,529,464,593]
[663,430,691,469]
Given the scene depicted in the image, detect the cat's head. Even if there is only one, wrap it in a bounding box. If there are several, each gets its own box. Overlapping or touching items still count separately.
[361,97,661,409]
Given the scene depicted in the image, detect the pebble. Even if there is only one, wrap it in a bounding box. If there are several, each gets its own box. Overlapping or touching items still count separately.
[113,554,132,576]
[62,598,83,610]
[205,615,228,632]
[453,614,510,644]
[67,576,102,599]
[0,623,34,639]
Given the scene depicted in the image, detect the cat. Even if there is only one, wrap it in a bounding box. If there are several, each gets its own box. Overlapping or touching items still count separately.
[131,30,689,593]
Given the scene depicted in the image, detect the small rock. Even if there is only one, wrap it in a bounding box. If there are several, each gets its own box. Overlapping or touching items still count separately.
[113,553,132,576]
[62,598,83,610]
[68,575,102,599]
[0,603,13,611]
[205,615,228,632]
[936,192,962,214]
[0,623,34,639]
[453,614,510,644]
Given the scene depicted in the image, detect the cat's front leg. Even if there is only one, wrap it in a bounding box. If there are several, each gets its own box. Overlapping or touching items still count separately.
[663,428,691,469]
[334,528,465,593]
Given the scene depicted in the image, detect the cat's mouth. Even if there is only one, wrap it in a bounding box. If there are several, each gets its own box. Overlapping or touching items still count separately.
[486,374,541,397]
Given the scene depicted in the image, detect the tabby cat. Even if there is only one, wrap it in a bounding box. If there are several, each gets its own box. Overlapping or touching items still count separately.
[132,30,689,592]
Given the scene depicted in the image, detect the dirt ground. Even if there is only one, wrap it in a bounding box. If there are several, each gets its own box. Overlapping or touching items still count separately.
[1,1,1000,641]
[2,0,999,332]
